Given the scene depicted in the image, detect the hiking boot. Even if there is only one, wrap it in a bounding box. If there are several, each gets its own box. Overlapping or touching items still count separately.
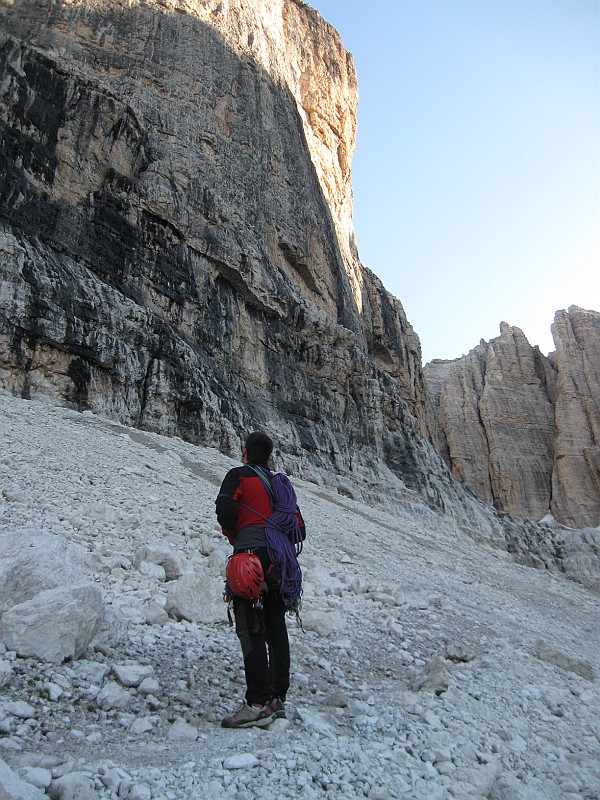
[269,698,286,719]
[221,702,275,729]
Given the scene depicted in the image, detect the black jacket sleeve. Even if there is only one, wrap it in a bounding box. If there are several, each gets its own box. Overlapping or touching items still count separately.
[215,468,241,532]
[297,506,307,540]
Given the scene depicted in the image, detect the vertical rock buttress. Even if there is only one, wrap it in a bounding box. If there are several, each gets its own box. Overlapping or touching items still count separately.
[425,308,600,528]
[550,307,600,528]
[0,0,430,495]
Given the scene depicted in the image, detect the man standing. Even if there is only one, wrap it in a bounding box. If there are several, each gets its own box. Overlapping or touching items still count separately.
[215,431,306,729]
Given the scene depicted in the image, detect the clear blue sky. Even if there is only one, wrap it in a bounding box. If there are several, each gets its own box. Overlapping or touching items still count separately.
[312,0,600,364]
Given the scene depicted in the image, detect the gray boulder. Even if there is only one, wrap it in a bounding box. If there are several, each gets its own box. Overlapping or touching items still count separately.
[0,757,46,800]
[0,584,104,663]
[134,545,184,581]
[48,771,99,800]
[0,532,88,613]
[96,681,132,711]
[165,569,225,624]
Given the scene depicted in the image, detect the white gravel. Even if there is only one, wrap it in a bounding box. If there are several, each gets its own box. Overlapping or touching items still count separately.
[0,393,598,800]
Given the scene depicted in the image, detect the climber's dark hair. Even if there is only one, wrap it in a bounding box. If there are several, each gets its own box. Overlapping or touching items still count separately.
[244,431,273,464]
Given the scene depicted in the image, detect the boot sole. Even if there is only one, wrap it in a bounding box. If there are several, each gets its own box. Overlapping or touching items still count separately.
[221,712,275,729]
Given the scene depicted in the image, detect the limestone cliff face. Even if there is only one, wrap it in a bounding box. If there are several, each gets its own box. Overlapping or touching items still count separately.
[0,0,429,495]
[550,308,600,528]
[424,308,600,529]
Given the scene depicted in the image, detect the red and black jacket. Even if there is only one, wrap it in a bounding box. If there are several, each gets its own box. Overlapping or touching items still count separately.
[215,462,306,544]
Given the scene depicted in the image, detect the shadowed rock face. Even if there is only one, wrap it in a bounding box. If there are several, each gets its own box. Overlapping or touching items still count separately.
[0,0,429,497]
[425,308,600,529]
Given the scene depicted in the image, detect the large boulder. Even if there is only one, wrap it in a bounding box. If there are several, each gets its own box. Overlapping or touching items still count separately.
[134,544,184,581]
[165,568,226,624]
[0,757,46,800]
[0,531,89,613]
[0,531,105,662]
[47,771,99,800]
[0,584,104,663]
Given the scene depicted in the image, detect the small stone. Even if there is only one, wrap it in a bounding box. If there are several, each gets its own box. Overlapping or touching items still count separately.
[112,664,154,688]
[167,718,198,742]
[5,702,36,720]
[560,780,581,794]
[223,754,259,770]
[143,603,169,626]
[410,656,452,693]
[129,717,154,735]
[434,760,456,776]
[50,673,72,690]
[129,785,152,800]
[300,610,334,637]
[0,660,12,688]
[134,546,183,581]
[144,694,161,710]
[138,561,167,581]
[441,641,473,663]
[97,681,131,710]
[268,717,290,732]
[100,767,130,792]
[207,780,225,798]
[325,691,348,708]
[0,738,22,753]
[73,661,111,685]
[43,683,63,702]
[368,789,392,800]
[138,677,160,696]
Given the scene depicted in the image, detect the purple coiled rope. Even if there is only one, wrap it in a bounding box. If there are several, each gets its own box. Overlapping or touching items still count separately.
[264,472,303,606]
[240,468,303,607]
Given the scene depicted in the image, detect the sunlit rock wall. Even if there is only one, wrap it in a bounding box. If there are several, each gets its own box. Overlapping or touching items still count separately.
[425,307,600,528]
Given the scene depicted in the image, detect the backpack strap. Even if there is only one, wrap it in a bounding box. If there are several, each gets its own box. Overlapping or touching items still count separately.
[247,465,274,501]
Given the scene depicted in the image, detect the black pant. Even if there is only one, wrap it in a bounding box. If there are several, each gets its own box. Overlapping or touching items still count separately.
[233,548,290,706]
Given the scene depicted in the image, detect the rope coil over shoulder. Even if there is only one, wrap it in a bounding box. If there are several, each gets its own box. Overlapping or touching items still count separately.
[240,466,303,607]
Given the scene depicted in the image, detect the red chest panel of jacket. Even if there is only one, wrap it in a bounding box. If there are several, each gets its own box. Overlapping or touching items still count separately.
[233,476,272,532]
